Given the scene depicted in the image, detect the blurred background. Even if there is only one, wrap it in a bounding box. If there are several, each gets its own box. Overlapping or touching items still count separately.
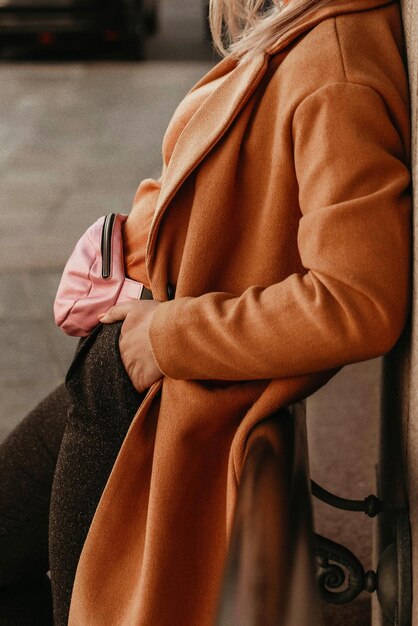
[0,2,378,624]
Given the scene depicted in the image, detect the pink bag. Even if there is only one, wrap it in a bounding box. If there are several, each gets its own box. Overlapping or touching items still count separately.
[54,213,144,337]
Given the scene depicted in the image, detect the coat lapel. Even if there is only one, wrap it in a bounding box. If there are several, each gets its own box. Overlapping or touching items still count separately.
[145,50,269,272]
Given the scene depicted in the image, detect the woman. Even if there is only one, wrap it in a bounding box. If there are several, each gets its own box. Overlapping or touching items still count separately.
[0,0,412,624]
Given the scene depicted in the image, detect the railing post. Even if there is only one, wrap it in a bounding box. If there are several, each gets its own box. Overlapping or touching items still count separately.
[215,401,324,626]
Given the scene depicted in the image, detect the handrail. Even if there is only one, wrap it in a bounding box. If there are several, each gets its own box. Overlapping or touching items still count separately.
[214,403,324,626]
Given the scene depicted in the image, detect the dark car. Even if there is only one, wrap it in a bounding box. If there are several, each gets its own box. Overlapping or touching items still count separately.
[0,0,158,58]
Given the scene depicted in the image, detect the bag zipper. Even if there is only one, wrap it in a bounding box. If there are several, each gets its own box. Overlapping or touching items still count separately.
[101,213,116,279]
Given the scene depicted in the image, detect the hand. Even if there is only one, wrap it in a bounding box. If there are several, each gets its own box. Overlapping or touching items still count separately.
[99,300,164,393]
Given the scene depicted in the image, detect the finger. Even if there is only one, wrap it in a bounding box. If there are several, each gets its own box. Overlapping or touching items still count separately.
[98,302,133,323]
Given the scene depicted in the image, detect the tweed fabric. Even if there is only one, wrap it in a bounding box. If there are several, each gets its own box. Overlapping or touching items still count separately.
[49,322,147,625]
[0,324,146,625]
[0,384,68,625]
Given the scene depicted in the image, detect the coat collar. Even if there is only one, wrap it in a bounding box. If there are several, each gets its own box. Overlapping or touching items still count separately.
[146,0,397,274]
[265,0,396,55]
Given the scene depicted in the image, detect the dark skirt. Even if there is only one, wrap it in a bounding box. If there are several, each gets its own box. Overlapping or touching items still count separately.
[0,322,147,626]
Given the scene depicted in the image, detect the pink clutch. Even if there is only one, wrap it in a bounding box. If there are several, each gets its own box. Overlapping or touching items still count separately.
[54,213,144,337]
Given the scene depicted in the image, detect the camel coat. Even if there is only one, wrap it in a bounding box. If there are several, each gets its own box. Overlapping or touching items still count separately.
[68,0,412,623]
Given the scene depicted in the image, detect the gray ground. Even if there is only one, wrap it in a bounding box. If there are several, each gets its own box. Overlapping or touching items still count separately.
[0,1,379,623]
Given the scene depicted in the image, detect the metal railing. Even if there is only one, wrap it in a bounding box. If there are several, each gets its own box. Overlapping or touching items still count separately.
[214,402,411,626]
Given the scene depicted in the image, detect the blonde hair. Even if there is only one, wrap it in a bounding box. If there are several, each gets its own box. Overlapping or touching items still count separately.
[209,0,334,62]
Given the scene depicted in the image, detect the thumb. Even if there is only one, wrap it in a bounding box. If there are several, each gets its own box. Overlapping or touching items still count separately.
[99,302,133,323]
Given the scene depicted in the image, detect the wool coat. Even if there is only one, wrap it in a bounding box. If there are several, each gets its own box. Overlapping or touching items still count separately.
[68,0,412,624]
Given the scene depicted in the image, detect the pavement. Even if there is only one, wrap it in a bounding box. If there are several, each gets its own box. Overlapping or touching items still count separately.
[0,1,380,623]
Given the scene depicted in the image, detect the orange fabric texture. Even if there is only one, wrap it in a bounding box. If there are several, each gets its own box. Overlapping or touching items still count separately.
[69,1,412,624]
[124,73,229,288]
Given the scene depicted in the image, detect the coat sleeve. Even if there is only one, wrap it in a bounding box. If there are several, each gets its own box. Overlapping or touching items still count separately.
[148,81,412,381]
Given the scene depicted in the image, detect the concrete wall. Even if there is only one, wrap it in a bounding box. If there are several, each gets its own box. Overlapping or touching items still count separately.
[400,0,418,622]
[373,2,418,624]
[402,0,418,623]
